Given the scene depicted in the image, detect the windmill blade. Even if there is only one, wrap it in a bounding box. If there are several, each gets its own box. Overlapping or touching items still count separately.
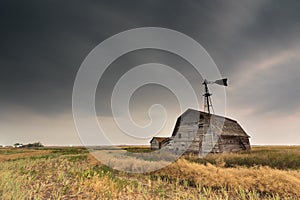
[214,78,228,86]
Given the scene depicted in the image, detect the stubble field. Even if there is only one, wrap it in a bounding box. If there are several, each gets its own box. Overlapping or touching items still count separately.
[0,146,299,199]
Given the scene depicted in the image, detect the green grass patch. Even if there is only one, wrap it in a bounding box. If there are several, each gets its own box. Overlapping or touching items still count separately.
[65,154,88,162]
[123,147,152,153]
[51,147,88,155]
[0,149,29,155]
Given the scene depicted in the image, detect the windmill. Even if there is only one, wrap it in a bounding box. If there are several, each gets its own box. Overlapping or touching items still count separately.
[202,78,228,114]
[200,78,228,155]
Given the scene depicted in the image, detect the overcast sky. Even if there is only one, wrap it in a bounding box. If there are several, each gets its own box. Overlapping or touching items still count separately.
[1,0,300,146]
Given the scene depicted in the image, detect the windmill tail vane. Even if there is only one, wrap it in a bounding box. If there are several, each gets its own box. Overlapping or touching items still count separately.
[204,78,228,86]
[214,78,228,86]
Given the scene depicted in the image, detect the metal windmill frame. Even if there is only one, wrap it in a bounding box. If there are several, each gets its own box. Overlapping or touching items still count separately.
[200,78,228,155]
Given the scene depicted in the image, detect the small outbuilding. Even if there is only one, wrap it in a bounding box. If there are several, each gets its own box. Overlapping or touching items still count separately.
[150,137,170,150]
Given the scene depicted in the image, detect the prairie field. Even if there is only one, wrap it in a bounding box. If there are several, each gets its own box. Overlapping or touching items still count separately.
[0,146,299,199]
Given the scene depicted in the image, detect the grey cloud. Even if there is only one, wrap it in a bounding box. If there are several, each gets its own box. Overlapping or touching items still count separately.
[95,49,204,117]
[230,58,300,116]
[1,0,300,118]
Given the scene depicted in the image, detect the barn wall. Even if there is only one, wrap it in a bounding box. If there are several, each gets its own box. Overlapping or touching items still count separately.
[165,133,251,154]
[219,136,251,152]
[163,125,198,154]
[186,128,203,153]
[150,140,159,150]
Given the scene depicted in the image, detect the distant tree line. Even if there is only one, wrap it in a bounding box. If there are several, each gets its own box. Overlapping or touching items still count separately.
[13,142,44,148]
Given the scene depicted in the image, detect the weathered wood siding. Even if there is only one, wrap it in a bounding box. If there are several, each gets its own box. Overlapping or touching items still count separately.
[162,109,251,155]
[218,136,251,152]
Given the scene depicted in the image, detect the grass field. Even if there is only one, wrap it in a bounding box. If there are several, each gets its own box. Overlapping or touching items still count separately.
[0,146,299,199]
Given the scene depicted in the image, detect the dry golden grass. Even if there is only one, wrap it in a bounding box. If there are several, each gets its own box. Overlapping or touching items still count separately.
[185,146,300,170]
[156,158,300,197]
[91,150,175,173]
[0,146,299,199]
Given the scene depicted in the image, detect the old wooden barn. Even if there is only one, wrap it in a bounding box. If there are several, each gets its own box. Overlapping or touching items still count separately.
[151,109,251,155]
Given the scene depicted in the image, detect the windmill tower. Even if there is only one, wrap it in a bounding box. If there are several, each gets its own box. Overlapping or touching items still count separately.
[202,78,228,114]
[200,78,228,155]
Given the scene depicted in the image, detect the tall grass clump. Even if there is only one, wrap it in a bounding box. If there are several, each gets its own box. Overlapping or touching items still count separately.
[187,146,300,170]
[156,158,300,198]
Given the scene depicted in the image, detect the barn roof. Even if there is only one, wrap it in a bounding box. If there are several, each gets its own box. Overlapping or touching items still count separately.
[150,137,170,143]
[172,108,250,138]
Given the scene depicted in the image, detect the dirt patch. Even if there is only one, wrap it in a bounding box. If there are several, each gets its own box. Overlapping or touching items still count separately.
[0,149,51,161]
[87,153,101,166]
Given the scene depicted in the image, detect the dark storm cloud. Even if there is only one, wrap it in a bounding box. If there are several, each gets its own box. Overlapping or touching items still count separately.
[180,0,300,115]
[95,49,204,117]
[220,0,300,72]
[215,1,300,117]
[0,0,199,114]
[1,0,300,116]
[0,0,139,114]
